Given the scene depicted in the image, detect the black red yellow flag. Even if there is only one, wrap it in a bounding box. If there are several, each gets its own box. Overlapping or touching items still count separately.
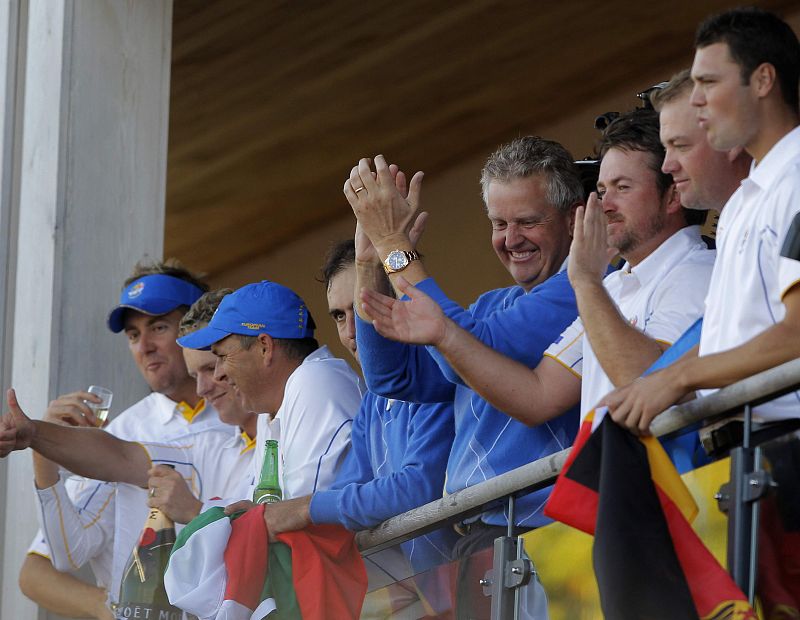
[544,412,755,620]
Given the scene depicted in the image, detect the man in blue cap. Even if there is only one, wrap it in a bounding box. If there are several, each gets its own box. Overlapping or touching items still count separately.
[19,259,227,619]
[3,279,362,618]
[179,279,363,503]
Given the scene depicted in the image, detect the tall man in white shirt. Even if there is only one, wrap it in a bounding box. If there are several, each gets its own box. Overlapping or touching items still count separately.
[359,108,715,432]
[601,7,800,430]
[19,260,222,619]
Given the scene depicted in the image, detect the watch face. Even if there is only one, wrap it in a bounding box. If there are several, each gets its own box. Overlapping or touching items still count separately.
[387,251,409,271]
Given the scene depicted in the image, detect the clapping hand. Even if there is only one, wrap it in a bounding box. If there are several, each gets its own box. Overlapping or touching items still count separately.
[360,276,448,346]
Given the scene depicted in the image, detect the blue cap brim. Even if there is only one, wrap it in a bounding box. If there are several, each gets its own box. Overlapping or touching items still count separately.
[107,274,206,333]
[107,301,183,333]
[176,325,233,351]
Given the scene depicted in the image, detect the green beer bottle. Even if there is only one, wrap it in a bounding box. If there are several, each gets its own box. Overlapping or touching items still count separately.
[253,439,282,504]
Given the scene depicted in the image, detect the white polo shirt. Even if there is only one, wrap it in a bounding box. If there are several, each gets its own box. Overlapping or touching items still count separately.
[29,392,227,586]
[699,126,800,421]
[34,424,254,606]
[251,346,363,500]
[545,226,715,420]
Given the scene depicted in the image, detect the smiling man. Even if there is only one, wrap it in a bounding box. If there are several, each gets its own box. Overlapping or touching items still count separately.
[5,289,263,616]
[651,68,751,212]
[177,279,363,504]
[359,108,714,439]
[18,261,228,619]
[345,140,584,619]
[347,140,582,526]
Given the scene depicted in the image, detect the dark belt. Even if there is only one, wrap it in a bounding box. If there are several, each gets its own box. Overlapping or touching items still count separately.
[454,520,520,538]
[700,418,800,458]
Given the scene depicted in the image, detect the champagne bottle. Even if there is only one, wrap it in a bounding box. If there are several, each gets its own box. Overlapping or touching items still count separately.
[114,495,183,619]
[253,439,282,504]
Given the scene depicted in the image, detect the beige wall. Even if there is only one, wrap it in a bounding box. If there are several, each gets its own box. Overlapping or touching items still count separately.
[210,8,800,364]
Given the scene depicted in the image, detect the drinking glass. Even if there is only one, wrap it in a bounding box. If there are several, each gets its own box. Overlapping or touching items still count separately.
[86,385,113,427]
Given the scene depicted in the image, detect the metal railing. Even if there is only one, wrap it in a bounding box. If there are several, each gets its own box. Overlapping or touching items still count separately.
[356,357,800,614]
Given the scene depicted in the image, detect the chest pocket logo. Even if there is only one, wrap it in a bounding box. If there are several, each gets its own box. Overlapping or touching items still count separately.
[738,229,750,254]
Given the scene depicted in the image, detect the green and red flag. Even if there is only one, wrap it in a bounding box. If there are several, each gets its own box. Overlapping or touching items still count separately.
[166,505,367,619]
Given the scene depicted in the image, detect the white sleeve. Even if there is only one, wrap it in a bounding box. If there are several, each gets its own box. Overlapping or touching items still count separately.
[544,316,585,378]
[774,169,800,298]
[34,475,115,572]
[279,363,361,499]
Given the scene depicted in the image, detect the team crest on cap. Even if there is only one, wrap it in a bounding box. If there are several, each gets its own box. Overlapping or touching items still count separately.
[128,281,145,299]
[241,322,266,330]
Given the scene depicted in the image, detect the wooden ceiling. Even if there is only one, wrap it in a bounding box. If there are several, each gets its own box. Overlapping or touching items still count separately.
[166,0,798,279]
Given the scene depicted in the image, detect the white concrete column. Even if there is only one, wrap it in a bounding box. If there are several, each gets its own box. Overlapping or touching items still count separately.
[0,0,23,612]
[0,1,173,618]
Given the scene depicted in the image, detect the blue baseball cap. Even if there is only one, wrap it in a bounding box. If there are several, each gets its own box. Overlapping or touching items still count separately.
[176,280,315,351]
[107,274,206,333]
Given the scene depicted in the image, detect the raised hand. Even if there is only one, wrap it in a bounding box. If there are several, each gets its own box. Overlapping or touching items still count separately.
[343,155,424,253]
[567,193,615,290]
[355,210,429,265]
[147,465,202,524]
[0,388,36,456]
[360,276,448,346]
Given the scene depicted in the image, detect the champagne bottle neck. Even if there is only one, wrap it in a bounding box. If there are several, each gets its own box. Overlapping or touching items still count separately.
[146,507,175,530]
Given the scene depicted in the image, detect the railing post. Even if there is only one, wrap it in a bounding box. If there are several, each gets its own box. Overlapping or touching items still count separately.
[726,404,763,603]
[481,496,535,620]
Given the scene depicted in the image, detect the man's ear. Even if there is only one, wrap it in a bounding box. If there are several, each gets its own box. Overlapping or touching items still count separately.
[665,183,683,214]
[751,62,777,99]
[257,333,275,365]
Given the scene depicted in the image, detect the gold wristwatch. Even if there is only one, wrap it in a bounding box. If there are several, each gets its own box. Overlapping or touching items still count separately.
[383,249,420,274]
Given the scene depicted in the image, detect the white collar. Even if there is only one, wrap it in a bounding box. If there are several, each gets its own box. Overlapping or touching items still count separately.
[617,226,705,285]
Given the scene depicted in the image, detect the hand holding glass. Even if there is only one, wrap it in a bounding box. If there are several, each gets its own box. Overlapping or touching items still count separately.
[85,386,113,427]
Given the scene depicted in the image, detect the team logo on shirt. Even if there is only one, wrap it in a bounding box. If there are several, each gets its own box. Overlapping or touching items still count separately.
[738,229,750,254]
[128,281,145,299]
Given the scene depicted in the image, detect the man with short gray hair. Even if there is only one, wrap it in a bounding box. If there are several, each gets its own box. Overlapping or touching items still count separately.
[345,141,584,618]
[348,142,581,531]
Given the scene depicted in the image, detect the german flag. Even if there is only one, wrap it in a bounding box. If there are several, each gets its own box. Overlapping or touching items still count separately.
[544,412,756,620]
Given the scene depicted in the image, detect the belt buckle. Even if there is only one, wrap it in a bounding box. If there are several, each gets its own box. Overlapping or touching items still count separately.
[701,420,744,457]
